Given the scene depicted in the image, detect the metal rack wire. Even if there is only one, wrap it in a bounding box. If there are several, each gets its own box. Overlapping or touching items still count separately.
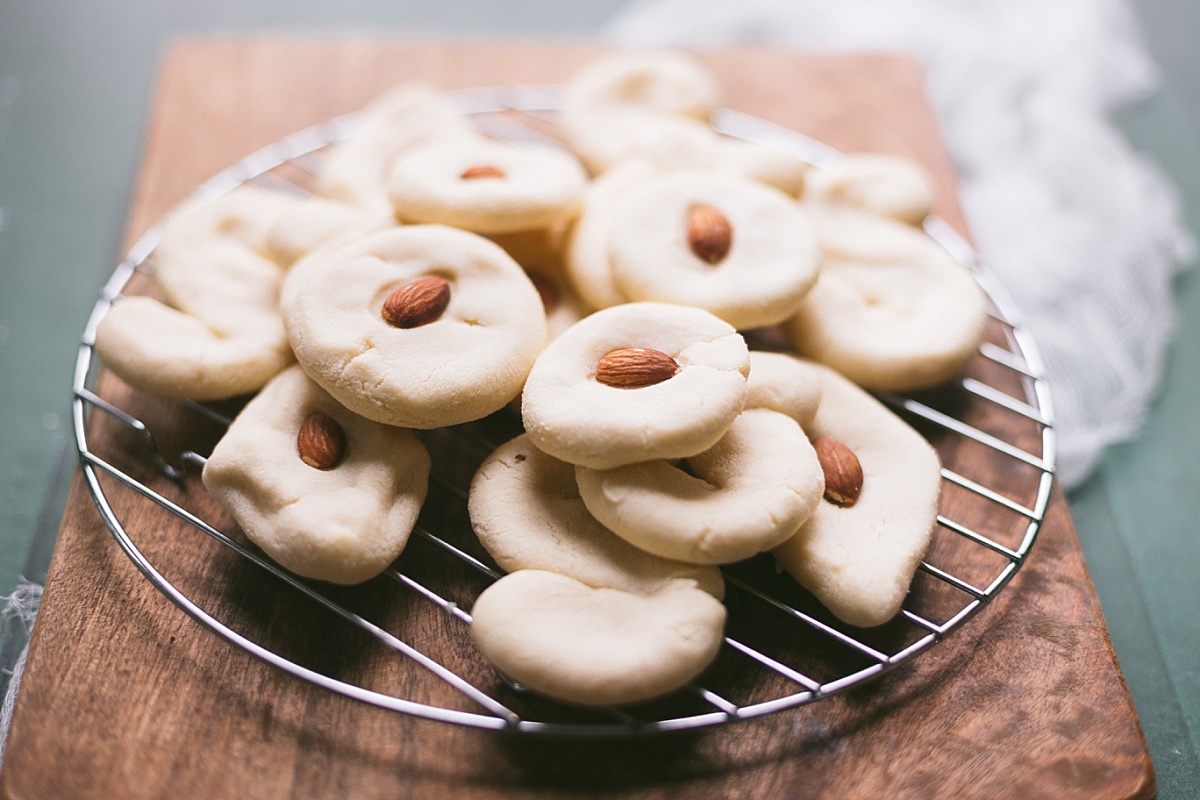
[72,86,1055,736]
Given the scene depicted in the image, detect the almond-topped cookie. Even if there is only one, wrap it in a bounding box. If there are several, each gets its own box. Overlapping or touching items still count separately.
[606,171,820,330]
[521,302,750,470]
[203,366,430,585]
[282,224,547,429]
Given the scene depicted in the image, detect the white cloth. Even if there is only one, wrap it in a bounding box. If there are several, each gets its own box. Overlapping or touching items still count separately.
[0,579,42,769]
[606,0,1194,488]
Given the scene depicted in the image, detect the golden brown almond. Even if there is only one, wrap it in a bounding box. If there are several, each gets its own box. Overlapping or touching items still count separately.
[381,276,451,329]
[813,436,863,507]
[686,203,733,264]
[595,348,680,389]
[297,412,347,470]
[460,164,506,180]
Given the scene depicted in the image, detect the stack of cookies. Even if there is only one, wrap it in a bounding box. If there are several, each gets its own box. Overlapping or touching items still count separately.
[92,50,986,707]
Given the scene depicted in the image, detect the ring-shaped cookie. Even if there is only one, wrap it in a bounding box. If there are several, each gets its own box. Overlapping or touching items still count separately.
[521,302,750,469]
[94,186,301,400]
[561,50,721,123]
[470,571,727,707]
[609,171,820,329]
[563,159,655,310]
[316,81,481,217]
[467,434,727,706]
[283,224,547,429]
[202,366,431,585]
[786,209,988,391]
[469,435,723,597]
[575,407,823,565]
[769,357,941,627]
[388,139,587,234]
[803,153,935,225]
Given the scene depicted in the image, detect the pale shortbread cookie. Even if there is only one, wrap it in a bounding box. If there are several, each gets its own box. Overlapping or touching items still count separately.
[562,49,720,123]
[560,51,808,194]
[471,572,726,707]
[316,81,481,218]
[563,160,655,311]
[94,185,301,400]
[468,435,724,600]
[786,209,988,391]
[283,225,547,429]
[564,105,808,196]
[265,196,394,268]
[560,49,717,176]
[576,406,823,565]
[744,350,823,429]
[609,171,820,330]
[521,302,750,469]
[202,366,430,585]
[468,435,725,705]
[563,107,716,177]
[804,153,935,226]
[388,139,588,234]
[770,356,941,627]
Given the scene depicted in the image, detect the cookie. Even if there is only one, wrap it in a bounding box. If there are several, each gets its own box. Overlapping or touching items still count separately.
[265,196,394,268]
[283,224,547,429]
[521,302,750,469]
[467,435,725,705]
[562,159,655,311]
[93,185,300,400]
[316,81,481,217]
[560,52,808,195]
[202,366,431,585]
[388,138,588,234]
[608,171,820,329]
[561,50,721,123]
[769,356,942,627]
[786,209,988,391]
[575,406,824,565]
[803,153,935,225]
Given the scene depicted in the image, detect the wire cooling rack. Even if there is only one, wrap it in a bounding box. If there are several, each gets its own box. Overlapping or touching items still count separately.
[72,86,1055,736]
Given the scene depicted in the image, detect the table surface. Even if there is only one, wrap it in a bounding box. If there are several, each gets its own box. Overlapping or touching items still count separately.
[0,2,1197,797]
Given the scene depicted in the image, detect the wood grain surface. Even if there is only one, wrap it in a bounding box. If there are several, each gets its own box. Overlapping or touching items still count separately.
[0,40,1154,800]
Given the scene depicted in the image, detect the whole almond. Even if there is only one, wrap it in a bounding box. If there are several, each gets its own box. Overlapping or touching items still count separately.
[460,164,506,180]
[381,276,451,329]
[686,203,733,264]
[813,437,864,507]
[297,412,347,471]
[595,348,680,389]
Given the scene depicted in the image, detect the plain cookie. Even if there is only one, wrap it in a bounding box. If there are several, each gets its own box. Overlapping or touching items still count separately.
[787,209,988,391]
[94,185,301,400]
[468,435,725,705]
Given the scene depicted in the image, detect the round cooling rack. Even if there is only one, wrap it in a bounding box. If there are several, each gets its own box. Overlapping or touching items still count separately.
[72,86,1055,737]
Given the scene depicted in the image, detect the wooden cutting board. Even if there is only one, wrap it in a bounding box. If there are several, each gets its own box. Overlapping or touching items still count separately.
[0,40,1154,800]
